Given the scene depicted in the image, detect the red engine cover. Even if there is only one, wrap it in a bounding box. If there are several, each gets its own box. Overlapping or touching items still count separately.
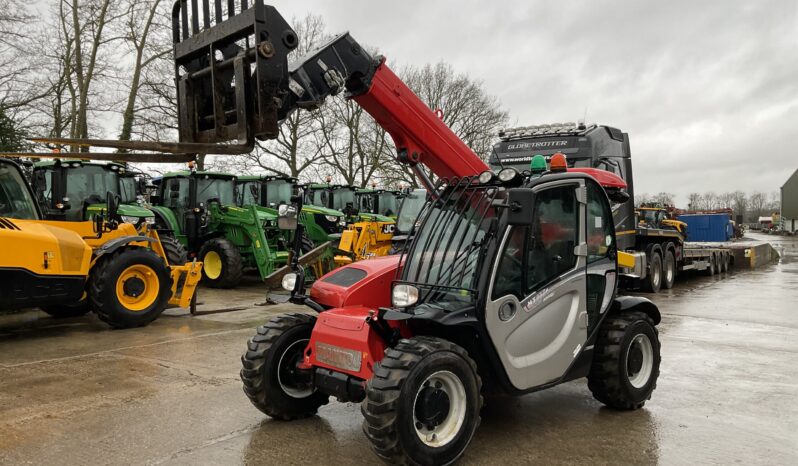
[310,255,400,309]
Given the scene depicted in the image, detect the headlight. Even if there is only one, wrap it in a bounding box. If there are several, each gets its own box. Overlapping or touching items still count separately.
[120,215,141,224]
[145,217,156,225]
[498,168,519,182]
[478,170,496,184]
[325,215,339,223]
[338,217,348,227]
[282,273,297,292]
[392,284,419,308]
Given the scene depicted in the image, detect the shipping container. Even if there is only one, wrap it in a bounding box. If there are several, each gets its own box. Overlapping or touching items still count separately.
[679,213,733,242]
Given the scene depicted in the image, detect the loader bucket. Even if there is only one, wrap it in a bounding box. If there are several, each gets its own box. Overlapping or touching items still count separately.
[171,0,297,147]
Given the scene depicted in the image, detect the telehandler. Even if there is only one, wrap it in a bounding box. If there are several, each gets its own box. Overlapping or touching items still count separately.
[0,158,201,328]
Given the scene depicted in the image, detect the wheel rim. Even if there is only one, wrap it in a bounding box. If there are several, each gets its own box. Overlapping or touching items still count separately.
[652,260,661,288]
[413,370,467,448]
[277,339,313,398]
[626,333,654,388]
[115,264,159,312]
[203,251,223,279]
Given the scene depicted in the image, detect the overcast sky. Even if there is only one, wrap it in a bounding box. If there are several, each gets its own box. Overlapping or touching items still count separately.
[265,0,797,204]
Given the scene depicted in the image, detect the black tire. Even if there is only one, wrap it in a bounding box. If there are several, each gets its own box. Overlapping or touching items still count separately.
[662,248,676,290]
[300,233,314,254]
[198,238,243,289]
[642,250,662,293]
[588,311,661,410]
[240,313,329,420]
[362,336,483,466]
[703,254,716,276]
[41,300,91,318]
[89,246,173,329]
[160,235,188,266]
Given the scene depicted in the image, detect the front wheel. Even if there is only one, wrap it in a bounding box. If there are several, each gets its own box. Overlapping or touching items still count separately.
[240,313,329,420]
[199,238,243,289]
[588,311,661,410]
[89,247,173,328]
[362,337,483,466]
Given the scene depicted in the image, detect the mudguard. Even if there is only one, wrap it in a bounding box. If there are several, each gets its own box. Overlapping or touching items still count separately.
[94,235,155,258]
[609,295,661,325]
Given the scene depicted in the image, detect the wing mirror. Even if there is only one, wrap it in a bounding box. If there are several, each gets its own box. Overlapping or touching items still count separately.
[607,189,631,204]
[506,188,535,226]
[278,203,299,230]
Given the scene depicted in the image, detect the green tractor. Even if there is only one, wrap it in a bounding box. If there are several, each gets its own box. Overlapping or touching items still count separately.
[355,187,401,219]
[236,175,347,245]
[30,159,188,266]
[149,170,294,289]
[305,184,393,223]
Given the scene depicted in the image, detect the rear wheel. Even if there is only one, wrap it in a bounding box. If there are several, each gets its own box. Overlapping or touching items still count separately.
[662,248,676,290]
[41,300,90,318]
[642,250,662,293]
[199,238,243,289]
[240,313,329,420]
[704,254,716,276]
[89,247,173,328]
[160,235,188,266]
[588,311,660,410]
[362,337,482,466]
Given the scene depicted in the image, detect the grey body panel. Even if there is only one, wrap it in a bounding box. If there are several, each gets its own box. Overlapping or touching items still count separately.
[485,179,589,390]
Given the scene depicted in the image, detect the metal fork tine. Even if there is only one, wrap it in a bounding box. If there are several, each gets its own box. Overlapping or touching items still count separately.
[202,0,211,29]
[190,0,199,34]
[227,0,234,18]
[242,0,248,10]
[214,0,223,23]
[181,0,189,40]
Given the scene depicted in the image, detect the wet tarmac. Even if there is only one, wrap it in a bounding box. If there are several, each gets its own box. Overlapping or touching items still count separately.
[1,233,796,465]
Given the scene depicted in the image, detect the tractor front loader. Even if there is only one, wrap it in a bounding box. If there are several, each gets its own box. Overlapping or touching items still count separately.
[0,158,201,328]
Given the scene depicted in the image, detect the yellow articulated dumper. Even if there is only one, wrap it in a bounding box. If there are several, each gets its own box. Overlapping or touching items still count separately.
[0,158,201,328]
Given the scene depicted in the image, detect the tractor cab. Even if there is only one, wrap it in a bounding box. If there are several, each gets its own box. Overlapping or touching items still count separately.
[237,176,347,244]
[636,205,687,235]
[390,188,428,253]
[31,160,154,226]
[306,184,360,221]
[0,159,41,220]
[356,188,401,219]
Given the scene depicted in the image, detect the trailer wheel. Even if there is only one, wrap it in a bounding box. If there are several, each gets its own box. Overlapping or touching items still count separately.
[642,250,662,293]
[240,313,329,420]
[588,311,661,410]
[703,254,716,276]
[199,238,243,289]
[662,249,676,290]
[362,336,483,466]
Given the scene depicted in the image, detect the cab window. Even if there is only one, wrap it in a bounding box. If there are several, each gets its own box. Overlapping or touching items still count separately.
[586,181,615,263]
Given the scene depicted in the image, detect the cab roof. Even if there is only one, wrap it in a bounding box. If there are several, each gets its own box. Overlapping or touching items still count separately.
[162,170,236,180]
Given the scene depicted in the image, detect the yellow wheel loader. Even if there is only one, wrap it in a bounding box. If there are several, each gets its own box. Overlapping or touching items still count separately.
[0,158,202,328]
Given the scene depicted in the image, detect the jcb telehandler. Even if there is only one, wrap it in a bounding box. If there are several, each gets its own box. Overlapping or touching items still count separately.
[0,158,201,328]
[137,5,662,465]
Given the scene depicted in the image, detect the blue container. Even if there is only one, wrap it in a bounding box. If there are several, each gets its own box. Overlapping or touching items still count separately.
[678,213,732,242]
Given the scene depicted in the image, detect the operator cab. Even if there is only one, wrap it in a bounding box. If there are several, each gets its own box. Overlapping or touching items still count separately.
[0,159,41,220]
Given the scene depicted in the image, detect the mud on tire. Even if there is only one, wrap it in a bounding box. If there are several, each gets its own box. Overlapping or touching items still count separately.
[362,336,483,466]
[89,246,173,329]
[240,313,329,420]
[588,311,661,410]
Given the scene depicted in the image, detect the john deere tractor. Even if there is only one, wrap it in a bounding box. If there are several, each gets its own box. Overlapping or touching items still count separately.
[236,175,347,245]
[149,170,296,289]
[356,187,401,219]
[0,158,201,328]
[30,159,188,266]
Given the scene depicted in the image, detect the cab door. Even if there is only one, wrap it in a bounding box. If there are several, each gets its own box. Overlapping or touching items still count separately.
[485,180,588,390]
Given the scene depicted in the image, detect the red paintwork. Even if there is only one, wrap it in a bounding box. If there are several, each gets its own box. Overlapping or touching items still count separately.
[352,61,489,181]
[305,306,406,380]
[310,255,400,310]
[568,167,628,189]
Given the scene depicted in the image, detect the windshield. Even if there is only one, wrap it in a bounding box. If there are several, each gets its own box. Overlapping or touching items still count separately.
[266,179,293,206]
[332,188,356,212]
[638,209,659,226]
[197,178,235,205]
[238,181,260,206]
[358,193,374,213]
[120,177,137,203]
[402,185,500,307]
[0,162,38,219]
[378,192,398,217]
[396,190,427,234]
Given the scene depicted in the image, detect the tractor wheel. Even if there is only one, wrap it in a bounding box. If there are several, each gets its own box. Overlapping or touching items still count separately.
[89,247,173,329]
[588,311,660,410]
[362,336,482,466]
[41,300,91,318]
[160,235,188,266]
[240,313,329,420]
[642,250,662,293]
[301,233,315,254]
[199,238,243,289]
[662,248,676,290]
